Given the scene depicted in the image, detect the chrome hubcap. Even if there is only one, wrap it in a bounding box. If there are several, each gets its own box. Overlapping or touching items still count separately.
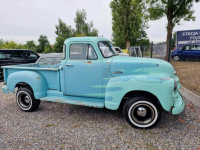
[24,96,31,103]
[174,56,179,61]
[137,107,147,116]
[18,92,31,109]
[131,103,155,125]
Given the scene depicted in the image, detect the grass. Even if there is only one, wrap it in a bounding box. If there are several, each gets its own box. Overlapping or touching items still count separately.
[143,50,152,56]
[171,61,200,96]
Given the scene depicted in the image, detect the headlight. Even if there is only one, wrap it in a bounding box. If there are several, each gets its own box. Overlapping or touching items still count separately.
[174,71,177,75]
[174,80,177,90]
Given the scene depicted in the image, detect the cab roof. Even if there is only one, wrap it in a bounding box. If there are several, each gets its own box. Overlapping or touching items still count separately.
[64,37,110,45]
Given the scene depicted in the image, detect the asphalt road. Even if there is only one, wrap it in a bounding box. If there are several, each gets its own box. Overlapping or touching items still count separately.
[0,82,199,150]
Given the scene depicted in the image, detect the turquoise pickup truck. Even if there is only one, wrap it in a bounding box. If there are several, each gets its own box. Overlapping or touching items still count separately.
[1,37,184,128]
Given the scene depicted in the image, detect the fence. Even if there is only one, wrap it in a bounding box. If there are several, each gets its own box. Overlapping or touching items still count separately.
[140,43,167,60]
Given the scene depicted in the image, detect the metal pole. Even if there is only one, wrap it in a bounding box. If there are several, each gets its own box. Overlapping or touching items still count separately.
[168,35,172,62]
[141,45,144,57]
[150,41,153,58]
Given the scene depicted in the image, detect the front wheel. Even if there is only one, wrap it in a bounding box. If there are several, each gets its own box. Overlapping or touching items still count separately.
[173,55,180,61]
[16,87,40,112]
[123,96,161,128]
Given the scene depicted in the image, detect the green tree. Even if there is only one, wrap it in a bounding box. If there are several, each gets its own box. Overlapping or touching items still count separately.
[43,45,53,53]
[0,40,25,49]
[146,0,200,60]
[138,38,150,46]
[110,0,148,51]
[0,39,4,48]
[74,9,98,36]
[54,19,75,52]
[25,40,36,51]
[74,9,87,35]
[37,35,51,53]
[54,9,98,52]
[54,36,65,52]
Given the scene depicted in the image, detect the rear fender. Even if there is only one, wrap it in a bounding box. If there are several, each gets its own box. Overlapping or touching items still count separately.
[7,71,48,99]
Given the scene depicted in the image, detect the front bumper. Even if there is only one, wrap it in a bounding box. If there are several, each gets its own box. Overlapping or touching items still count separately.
[171,91,185,115]
[2,85,9,94]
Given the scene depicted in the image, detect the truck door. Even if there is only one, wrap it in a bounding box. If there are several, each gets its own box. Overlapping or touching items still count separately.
[64,43,103,98]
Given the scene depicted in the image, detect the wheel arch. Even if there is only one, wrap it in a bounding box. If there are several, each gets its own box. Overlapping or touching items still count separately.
[118,90,161,110]
[7,71,48,99]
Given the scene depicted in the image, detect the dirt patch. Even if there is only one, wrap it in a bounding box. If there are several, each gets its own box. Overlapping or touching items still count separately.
[172,61,200,96]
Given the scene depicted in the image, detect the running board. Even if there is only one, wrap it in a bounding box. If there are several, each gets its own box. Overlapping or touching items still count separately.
[40,95,105,108]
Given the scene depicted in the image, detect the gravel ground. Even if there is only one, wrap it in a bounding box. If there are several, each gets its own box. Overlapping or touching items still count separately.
[0,82,200,150]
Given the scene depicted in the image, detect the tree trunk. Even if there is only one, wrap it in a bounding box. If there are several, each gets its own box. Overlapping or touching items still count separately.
[126,39,130,55]
[165,8,173,61]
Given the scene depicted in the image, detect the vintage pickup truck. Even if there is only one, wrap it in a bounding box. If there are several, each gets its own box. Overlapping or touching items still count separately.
[1,37,184,128]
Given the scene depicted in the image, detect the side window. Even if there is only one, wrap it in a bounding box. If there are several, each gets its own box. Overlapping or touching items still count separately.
[70,44,87,60]
[30,52,38,59]
[70,44,97,60]
[115,48,121,53]
[11,51,24,58]
[24,51,37,59]
[191,45,200,50]
[181,45,190,50]
[88,45,97,60]
[0,51,12,60]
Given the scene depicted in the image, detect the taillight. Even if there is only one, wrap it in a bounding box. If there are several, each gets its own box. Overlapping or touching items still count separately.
[173,47,177,50]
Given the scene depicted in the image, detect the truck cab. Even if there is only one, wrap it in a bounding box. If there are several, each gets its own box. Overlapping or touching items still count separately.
[2,37,184,128]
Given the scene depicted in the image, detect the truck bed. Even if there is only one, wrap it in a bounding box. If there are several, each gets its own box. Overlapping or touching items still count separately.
[2,62,61,70]
[2,63,61,90]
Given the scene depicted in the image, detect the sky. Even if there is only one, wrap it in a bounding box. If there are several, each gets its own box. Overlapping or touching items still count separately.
[0,0,200,45]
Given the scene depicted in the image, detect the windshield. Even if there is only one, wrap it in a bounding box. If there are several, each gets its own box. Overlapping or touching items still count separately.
[98,41,117,58]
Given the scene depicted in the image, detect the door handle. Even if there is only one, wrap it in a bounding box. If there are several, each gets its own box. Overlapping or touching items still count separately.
[66,64,74,66]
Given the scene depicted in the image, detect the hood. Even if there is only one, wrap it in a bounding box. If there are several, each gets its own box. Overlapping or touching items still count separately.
[110,56,175,77]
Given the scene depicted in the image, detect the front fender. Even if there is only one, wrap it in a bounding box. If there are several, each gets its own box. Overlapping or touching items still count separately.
[105,75,174,111]
[7,71,48,99]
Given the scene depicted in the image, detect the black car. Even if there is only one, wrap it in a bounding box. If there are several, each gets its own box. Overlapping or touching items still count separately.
[0,49,39,81]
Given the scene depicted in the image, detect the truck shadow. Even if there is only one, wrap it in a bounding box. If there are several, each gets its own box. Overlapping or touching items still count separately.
[38,101,189,130]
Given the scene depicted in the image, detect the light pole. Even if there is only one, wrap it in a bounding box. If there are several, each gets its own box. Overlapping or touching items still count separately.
[150,35,158,58]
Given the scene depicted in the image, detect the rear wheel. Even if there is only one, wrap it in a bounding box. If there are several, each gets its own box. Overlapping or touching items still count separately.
[16,87,40,112]
[123,96,161,128]
[173,55,180,61]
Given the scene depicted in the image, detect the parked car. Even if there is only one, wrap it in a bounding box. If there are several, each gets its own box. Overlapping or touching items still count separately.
[171,44,200,61]
[0,49,39,81]
[1,37,184,128]
[36,53,63,63]
[114,47,129,56]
